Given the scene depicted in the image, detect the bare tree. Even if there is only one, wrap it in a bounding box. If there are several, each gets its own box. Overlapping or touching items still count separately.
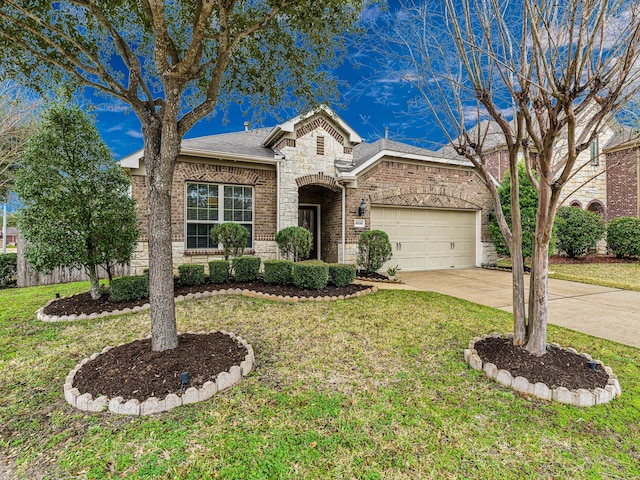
[0,0,362,351]
[0,81,39,199]
[371,0,640,355]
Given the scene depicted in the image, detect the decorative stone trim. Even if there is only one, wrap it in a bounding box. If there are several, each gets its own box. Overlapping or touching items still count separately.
[64,331,254,415]
[37,286,377,322]
[463,333,621,407]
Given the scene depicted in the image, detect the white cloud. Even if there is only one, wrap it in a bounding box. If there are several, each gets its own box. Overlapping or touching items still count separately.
[106,124,124,133]
[125,129,144,139]
[462,104,514,123]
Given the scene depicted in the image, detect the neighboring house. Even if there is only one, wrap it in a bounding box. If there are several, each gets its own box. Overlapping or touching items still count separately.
[478,118,640,222]
[120,106,496,274]
[1,227,17,247]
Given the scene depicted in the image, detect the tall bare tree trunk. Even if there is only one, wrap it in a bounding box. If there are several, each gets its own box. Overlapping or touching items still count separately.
[143,113,179,352]
[508,155,527,346]
[88,263,100,300]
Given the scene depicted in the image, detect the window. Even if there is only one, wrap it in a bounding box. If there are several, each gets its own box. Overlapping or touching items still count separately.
[316,135,325,155]
[590,139,599,166]
[185,182,253,249]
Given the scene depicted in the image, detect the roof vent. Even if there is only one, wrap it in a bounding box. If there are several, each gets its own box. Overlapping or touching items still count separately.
[244,121,250,131]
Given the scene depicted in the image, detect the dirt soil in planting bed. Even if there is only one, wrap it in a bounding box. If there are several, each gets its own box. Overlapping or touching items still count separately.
[550,254,639,264]
[44,279,370,317]
[474,336,609,391]
[357,271,391,281]
[73,332,247,402]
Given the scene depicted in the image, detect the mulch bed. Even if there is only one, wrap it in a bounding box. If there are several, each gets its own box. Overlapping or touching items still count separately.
[474,336,609,391]
[550,254,638,264]
[356,271,389,281]
[73,333,247,402]
[45,279,370,317]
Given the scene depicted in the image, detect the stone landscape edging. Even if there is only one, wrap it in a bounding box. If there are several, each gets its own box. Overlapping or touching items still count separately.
[36,285,378,322]
[464,333,621,407]
[64,330,254,416]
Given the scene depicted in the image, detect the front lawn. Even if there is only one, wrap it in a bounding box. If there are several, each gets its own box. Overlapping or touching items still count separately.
[548,262,640,291]
[1,282,639,479]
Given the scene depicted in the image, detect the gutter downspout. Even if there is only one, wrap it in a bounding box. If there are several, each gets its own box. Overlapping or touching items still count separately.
[338,182,346,263]
[276,159,281,259]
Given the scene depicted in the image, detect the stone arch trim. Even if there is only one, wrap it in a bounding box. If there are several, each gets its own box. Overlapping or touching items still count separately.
[587,199,606,217]
[369,191,483,210]
[179,163,265,186]
[569,200,583,208]
[296,117,345,146]
[296,172,342,192]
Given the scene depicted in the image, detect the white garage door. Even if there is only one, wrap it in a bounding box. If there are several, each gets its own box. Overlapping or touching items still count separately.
[370,207,477,272]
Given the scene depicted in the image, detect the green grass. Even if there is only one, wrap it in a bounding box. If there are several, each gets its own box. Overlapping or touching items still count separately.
[548,262,640,291]
[1,282,639,479]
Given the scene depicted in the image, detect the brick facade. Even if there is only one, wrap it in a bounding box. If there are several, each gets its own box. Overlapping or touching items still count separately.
[606,147,639,220]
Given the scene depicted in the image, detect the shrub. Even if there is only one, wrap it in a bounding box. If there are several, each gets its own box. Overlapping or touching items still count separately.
[109,275,149,302]
[607,217,640,258]
[263,260,294,285]
[178,264,205,286]
[0,253,17,288]
[275,226,312,262]
[328,263,356,287]
[210,222,249,260]
[555,206,606,258]
[208,260,230,284]
[232,256,261,282]
[292,260,329,290]
[357,230,392,273]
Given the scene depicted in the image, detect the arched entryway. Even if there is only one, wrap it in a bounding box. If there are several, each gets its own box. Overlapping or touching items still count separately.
[296,174,343,263]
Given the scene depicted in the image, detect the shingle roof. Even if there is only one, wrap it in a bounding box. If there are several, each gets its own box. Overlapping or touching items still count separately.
[604,125,640,151]
[181,128,275,160]
[349,138,464,170]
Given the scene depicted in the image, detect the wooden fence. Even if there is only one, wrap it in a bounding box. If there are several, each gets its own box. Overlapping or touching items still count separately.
[17,235,130,287]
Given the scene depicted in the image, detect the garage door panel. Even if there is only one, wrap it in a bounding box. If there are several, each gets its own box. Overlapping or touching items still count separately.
[371,207,477,272]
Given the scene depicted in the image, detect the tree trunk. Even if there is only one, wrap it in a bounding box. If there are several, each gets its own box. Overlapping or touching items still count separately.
[88,264,100,300]
[143,115,180,352]
[525,236,549,356]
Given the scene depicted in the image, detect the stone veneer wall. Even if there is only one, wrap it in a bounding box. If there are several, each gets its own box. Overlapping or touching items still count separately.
[606,147,639,220]
[277,117,353,231]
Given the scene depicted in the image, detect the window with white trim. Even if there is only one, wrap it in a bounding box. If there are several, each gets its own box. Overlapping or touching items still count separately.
[590,139,599,166]
[185,182,253,249]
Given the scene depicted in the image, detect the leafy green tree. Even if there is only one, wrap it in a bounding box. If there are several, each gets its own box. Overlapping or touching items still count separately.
[488,163,538,262]
[0,0,361,351]
[555,206,605,258]
[14,102,139,300]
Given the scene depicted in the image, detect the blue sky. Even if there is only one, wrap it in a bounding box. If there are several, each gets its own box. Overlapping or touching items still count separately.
[90,3,443,160]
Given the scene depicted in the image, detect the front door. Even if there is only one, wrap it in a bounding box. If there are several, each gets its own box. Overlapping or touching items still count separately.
[298,205,319,260]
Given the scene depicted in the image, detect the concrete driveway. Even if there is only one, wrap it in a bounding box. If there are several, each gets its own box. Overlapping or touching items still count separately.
[392,268,640,349]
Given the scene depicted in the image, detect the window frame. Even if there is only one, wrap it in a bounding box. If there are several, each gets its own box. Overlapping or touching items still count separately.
[184,181,254,250]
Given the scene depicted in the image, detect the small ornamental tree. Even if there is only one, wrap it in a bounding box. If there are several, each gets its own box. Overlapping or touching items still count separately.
[14,101,139,299]
[210,222,249,261]
[357,229,392,273]
[276,226,312,262]
[555,206,605,258]
[607,217,640,258]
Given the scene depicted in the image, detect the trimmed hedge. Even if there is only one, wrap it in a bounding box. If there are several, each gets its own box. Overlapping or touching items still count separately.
[0,253,17,288]
[110,275,149,302]
[232,256,261,282]
[555,206,605,258]
[263,260,294,285]
[293,260,329,290]
[328,263,356,287]
[275,226,312,262]
[178,264,205,286]
[607,217,640,258]
[208,260,230,283]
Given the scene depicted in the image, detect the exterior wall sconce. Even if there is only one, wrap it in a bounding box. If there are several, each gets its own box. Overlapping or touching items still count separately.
[358,198,367,217]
